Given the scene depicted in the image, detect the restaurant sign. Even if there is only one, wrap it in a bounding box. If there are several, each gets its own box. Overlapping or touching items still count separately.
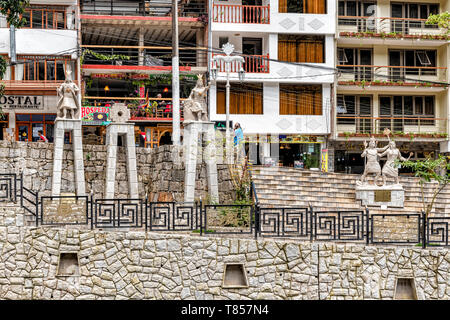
[0,95,44,110]
[82,106,111,125]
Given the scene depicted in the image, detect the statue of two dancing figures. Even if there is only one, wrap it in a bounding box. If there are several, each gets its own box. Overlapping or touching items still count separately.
[357,129,413,187]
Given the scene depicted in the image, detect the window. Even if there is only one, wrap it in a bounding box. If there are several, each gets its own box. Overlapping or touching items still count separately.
[338,48,372,80]
[279,0,326,14]
[278,35,324,63]
[388,50,437,77]
[216,83,263,114]
[22,6,72,29]
[16,56,75,81]
[280,84,322,115]
[337,95,372,132]
[379,96,435,131]
[391,3,439,31]
[219,37,229,49]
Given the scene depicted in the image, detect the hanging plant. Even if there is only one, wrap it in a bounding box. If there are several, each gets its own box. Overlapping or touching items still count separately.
[81,49,131,64]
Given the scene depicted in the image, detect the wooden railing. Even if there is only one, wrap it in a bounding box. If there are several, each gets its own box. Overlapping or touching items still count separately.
[212,53,270,73]
[212,4,270,24]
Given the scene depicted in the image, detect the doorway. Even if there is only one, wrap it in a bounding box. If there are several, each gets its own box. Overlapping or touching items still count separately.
[15,114,56,142]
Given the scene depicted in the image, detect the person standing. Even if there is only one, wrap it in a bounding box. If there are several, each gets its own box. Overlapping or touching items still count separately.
[38,130,48,142]
[234,123,245,163]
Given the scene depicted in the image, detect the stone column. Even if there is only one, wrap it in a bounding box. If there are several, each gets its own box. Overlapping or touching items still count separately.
[183,121,219,203]
[51,119,86,196]
[204,122,219,203]
[105,123,139,199]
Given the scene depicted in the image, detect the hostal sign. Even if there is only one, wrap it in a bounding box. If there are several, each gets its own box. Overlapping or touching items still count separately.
[0,95,44,110]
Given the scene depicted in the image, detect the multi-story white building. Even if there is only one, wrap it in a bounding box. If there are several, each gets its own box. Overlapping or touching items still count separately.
[209,0,336,167]
[0,0,79,142]
[331,0,450,173]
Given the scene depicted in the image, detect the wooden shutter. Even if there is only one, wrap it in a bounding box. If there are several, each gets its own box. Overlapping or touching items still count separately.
[216,83,263,114]
[279,0,288,13]
[307,0,326,14]
[280,85,322,115]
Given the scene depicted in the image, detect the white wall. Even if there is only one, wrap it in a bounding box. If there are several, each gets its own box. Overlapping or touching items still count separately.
[0,29,78,58]
[209,82,331,135]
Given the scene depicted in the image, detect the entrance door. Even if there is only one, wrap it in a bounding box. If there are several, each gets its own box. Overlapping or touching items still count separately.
[389,50,403,81]
[242,38,263,73]
[391,4,406,33]
[17,124,30,142]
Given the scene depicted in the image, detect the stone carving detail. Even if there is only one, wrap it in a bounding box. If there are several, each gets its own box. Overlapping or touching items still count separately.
[183,74,209,122]
[56,70,80,120]
[357,136,388,186]
[308,18,325,30]
[380,137,413,185]
[109,103,130,123]
[279,17,295,30]
[358,129,412,186]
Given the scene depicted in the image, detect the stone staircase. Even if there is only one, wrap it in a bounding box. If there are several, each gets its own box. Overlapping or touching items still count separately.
[251,166,450,216]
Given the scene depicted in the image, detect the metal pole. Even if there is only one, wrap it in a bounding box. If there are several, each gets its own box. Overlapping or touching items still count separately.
[226,70,230,134]
[172,0,181,146]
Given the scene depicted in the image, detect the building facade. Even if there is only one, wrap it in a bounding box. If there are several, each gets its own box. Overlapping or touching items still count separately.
[80,0,207,147]
[330,0,450,173]
[0,0,79,142]
[209,0,336,167]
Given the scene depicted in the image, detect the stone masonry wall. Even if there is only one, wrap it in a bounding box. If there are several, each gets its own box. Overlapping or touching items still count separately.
[0,205,448,300]
[0,141,234,203]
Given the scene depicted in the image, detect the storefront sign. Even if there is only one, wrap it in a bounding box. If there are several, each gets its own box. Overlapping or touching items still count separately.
[0,95,44,110]
[321,149,328,172]
[82,106,111,125]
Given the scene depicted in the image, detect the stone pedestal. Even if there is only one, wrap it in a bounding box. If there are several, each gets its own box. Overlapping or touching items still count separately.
[356,184,404,208]
[51,119,86,196]
[105,123,138,199]
[183,121,219,203]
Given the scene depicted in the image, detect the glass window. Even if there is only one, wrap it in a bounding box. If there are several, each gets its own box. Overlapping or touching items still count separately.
[424,97,434,115]
[45,114,56,122]
[379,97,391,115]
[31,114,44,121]
[16,114,30,122]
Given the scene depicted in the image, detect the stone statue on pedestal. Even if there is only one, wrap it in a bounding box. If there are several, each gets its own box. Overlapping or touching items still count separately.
[357,136,388,186]
[380,136,413,185]
[183,74,209,122]
[56,70,80,120]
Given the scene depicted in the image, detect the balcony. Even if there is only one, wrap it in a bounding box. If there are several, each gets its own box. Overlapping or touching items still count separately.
[82,97,185,122]
[212,53,270,73]
[212,4,270,24]
[336,116,447,139]
[81,0,205,18]
[337,65,447,87]
[0,80,66,92]
[81,46,207,74]
[338,16,448,39]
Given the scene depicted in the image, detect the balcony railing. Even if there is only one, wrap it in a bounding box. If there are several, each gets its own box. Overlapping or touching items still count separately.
[338,16,443,36]
[337,116,447,136]
[82,46,207,68]
[212,53,270,73]
[212,4,270,24]
[337,65,447,84]
[21,7,76,30]
[82,97,185,121]
[81,0,206,17]
[0,80,66,90]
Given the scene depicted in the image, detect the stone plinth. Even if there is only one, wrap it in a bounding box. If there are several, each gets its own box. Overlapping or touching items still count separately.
[356,184,404,208]
[51,119,85,196]
[183,121,219,203]
[105,123,138,199]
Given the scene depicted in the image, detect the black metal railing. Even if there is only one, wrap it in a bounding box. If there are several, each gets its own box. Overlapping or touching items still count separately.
[81,0,206,18]
[0,174,446,248]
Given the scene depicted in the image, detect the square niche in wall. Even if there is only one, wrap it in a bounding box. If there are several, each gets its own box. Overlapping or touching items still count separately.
[222,264,249,289]
[57,252,80,277]
[394,278,417,300]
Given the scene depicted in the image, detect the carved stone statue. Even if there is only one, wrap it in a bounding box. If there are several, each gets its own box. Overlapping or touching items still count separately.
[109,103,130,123]
[183,74,209,122]
[357,136,388,186]
[56,70,80,120]
[380,137,413,185]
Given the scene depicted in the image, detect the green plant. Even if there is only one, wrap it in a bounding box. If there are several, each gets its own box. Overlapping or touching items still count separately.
[80,49,131,64]
[86,152,91,161]
[0,0,30,28]
[426,11,450,35]
[400,154,450,219]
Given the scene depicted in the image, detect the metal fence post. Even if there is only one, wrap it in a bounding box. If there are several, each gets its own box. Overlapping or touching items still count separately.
[199,200,203,236]
[422,211,426,249]
[365,206,370,245]
[90,193,94,230]
[20,172,23,209]
[309,203,314,241]
[35,191,39,227]
[254,203,260,240]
